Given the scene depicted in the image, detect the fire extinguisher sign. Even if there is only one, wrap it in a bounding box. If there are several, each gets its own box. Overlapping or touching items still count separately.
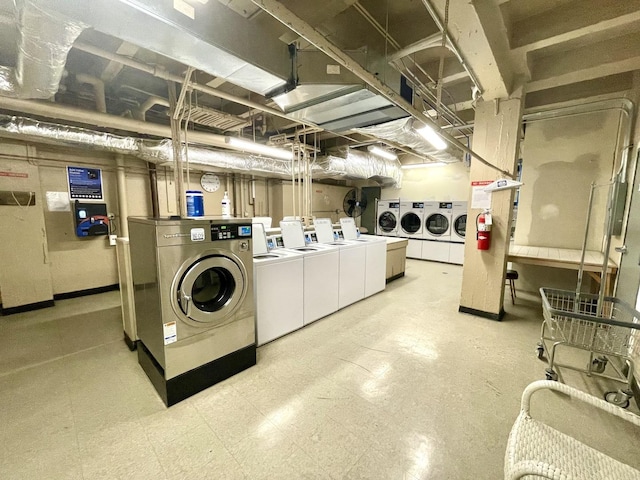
[471,180,492,209]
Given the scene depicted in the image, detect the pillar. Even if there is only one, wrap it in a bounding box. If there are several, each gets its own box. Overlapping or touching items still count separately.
[459,90,524,320]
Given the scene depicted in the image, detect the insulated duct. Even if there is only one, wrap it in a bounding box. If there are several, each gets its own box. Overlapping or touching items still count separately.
[0,0,86,98]
[0,115,292,177]
[315,147,403,188]
[353,117,463,164]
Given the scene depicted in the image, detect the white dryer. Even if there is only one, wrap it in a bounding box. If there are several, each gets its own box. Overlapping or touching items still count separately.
[279,220,340,324]
[399,201,425,259]
[421,201,452,263]
[252,223,304,346]
[314,218,367,310]
[376,200,400,236]
[340,217,386,298]
[449,201,468,265]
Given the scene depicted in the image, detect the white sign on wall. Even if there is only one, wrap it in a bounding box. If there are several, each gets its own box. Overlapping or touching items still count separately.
[471,180,492,209]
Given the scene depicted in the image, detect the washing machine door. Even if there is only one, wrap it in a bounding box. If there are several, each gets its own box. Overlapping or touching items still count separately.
[425,213,449,236]
[378,211,397,233]
[454,214,467,239]
[176,255,246,324]
[401,212,421,235]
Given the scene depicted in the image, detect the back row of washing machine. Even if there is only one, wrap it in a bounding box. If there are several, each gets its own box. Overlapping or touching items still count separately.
[376,200,468,265]
[252,217,387,347]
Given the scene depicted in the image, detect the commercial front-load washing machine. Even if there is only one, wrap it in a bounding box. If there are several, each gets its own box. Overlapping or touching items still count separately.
[399,201,425,259]
[421,201,452,263]
[449,201,468,265]
[128,217,255,406]
[376,200,400,236]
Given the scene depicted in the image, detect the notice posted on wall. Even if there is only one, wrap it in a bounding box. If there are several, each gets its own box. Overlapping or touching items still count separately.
[67,166,103,200]
[471,180,492,209]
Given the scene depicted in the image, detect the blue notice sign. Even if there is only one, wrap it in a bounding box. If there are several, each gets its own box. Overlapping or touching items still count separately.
[67,166,103,200]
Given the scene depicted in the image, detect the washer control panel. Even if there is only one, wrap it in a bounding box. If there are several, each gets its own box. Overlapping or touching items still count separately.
[210,223,252,241]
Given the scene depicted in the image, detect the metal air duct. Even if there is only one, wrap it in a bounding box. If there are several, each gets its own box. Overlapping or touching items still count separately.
[0,0,86,99]
[315,147,403,187]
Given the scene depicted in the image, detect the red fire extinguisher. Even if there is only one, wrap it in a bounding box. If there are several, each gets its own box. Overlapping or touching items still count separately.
[476,210,492,250]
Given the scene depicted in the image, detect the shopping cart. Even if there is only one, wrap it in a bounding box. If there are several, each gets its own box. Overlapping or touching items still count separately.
[537,287,640,408]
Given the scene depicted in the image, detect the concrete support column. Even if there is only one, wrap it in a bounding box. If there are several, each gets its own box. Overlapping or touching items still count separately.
[459,90,524,320]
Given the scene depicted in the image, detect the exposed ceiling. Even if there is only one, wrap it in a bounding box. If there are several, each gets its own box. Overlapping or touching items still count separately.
[0,0,638,165]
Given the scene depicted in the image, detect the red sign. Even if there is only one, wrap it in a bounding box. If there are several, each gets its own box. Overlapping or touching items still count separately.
[0,171,28,178]
[471,180,492,186]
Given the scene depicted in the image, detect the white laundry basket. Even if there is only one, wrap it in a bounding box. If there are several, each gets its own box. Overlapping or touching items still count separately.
[504,380,640,479]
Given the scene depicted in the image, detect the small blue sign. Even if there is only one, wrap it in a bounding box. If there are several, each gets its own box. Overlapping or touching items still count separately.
[67,166,103,200]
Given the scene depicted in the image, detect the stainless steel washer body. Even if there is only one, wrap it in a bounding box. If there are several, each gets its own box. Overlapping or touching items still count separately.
[129,217,255,405]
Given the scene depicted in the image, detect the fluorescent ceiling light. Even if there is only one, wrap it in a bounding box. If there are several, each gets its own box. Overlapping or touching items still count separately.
[401,162,446,169]
[190,0,209,4]
[225,137,294,161]
[416,125,448,151]
[367,145,398,161]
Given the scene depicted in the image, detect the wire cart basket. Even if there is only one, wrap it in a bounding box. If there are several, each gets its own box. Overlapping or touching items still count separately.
[538,287,640,408]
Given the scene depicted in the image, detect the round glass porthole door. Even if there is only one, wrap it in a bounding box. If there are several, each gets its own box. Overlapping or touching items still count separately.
[177,255,245,323]
[454,214,467,239]
[378,212,397,233]
[425,213,449,236]
[401,212,421,234]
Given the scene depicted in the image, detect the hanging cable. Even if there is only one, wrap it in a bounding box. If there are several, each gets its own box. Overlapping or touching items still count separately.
[435,0,450,125]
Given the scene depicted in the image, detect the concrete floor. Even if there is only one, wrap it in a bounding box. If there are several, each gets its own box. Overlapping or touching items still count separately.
[0,259,638,479]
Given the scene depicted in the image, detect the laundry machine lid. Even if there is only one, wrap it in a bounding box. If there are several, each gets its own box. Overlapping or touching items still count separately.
[252,222,269,255]
[313,218,336,244]
[339,217,358,240]
[280,220,306,249]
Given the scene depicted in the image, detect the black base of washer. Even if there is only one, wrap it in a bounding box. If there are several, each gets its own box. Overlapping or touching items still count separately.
[458,305,505,321]
[138,341,256,407]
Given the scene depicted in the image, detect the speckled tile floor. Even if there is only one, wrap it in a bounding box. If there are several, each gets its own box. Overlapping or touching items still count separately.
[1,259,638,479]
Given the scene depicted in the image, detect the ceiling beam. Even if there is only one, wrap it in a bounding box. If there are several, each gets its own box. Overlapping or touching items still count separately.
[423,0,514,100]
[251,0,513,177]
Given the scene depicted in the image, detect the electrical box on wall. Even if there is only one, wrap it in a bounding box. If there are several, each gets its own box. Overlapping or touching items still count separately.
[74,201,109,237]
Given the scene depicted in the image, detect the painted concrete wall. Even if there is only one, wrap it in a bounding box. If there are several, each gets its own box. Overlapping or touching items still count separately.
[270,181,354,224]
[513,109,622,293]
[381,160,470,201]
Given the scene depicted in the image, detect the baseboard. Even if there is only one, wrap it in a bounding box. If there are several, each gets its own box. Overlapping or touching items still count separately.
[458,305,505,321]
[386,272,405,283]
[54,284,119,301]
[0,299,55,316]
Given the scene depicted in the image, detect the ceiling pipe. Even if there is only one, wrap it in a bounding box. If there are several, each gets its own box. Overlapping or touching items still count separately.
[250,0,510,177]
[419,0,483,95]
[75,73,107,113]
[73,42,315,129]
[136,96,170,121]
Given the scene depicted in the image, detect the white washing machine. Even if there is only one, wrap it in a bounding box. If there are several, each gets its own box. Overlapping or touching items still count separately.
[314,218,367,309]
[449,201,467,265]
[399,201,425,259]
[128,217,255,406]
[252,223,304,346]
[340,217,387,298]
[376,200,400,236]
[279,220,340,324]
[421,201,452,263]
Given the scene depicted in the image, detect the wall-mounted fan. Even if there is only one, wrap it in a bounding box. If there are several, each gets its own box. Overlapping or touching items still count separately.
[343,188,368,218]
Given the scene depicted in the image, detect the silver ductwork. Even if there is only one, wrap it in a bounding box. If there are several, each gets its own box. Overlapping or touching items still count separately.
[353,117,463,164]
[0,115,291,176]
[315,148,403,187]
[38,0,290,96]
[0,0,86,99]
[0,115,402,186]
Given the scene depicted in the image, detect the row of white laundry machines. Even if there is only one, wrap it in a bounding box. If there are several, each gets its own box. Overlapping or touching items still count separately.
[252,217,387,347]
[376,200,468,264]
